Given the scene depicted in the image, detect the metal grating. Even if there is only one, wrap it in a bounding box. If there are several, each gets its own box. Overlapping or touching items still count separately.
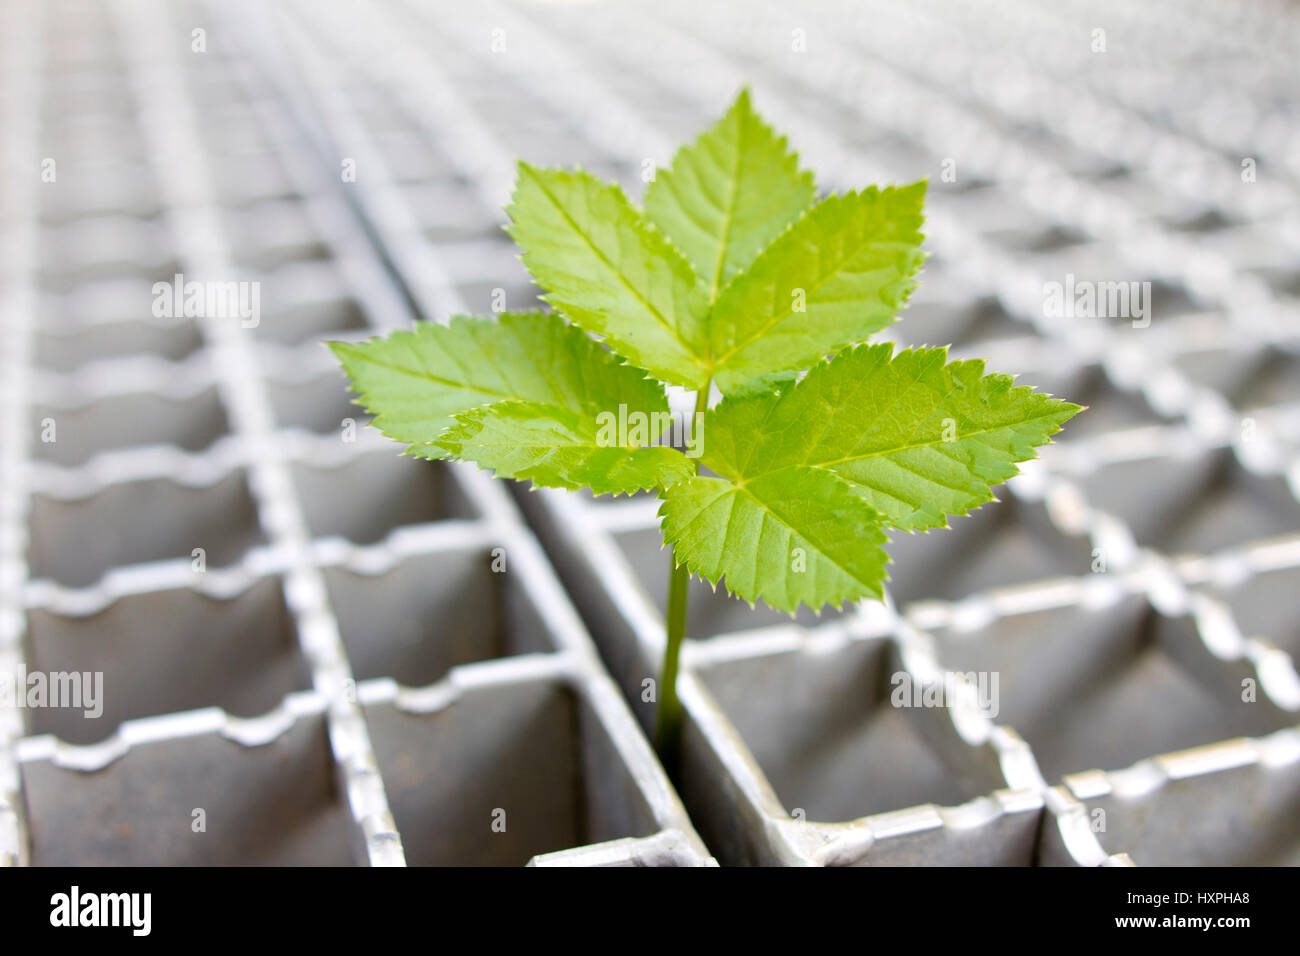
[0,0,711,867]
[2,0,1298,866]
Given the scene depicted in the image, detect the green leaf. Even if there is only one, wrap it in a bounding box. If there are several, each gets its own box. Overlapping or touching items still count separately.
[645,89,815,299]
[329,311,666,460]
[699,344,1084,532]
[333,94,1086,621]
[437,401,694,496]
[660,343,1080,612]
[658,469,888,614]
[506,163,711,389]
[708,184,928,396]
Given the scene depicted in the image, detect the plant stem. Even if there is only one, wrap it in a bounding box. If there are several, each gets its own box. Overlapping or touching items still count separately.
[654,544,690,767]
[653,377,711,767]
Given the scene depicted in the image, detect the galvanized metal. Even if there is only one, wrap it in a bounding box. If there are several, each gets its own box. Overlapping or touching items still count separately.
[2,0,1296,867]
[0,0,711,867]
[250,0,1299,865]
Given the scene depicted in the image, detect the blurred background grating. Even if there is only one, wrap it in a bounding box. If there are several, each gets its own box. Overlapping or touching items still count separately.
[1,0,1297,866]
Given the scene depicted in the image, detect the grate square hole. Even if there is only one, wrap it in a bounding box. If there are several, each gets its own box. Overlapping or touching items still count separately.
[365,679,656,865]
[325,547,553,686]
[24,577,313,744]
[695,638,1004,822]
[28,469,266,588]
[22,711,355,865]
[1080,448,1300,555]
[33,387,229,467]
[930,596,1293,782]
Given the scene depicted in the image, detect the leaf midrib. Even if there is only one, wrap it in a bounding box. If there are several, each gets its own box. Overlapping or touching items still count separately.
[341,349,517,403]
[810,407,1068,472]
[735,479,882,593]
[674,475,881,594]
[525,167,705,370]
[723,410,1064,483]
[708,199,912,373]
[706,109,745,301]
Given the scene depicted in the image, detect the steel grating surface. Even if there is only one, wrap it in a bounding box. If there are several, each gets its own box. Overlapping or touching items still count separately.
[0,0,713,868]
[1,0,1298,867]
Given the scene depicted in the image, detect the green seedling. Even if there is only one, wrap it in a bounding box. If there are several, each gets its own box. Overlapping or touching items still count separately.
[331,90,1082,764]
